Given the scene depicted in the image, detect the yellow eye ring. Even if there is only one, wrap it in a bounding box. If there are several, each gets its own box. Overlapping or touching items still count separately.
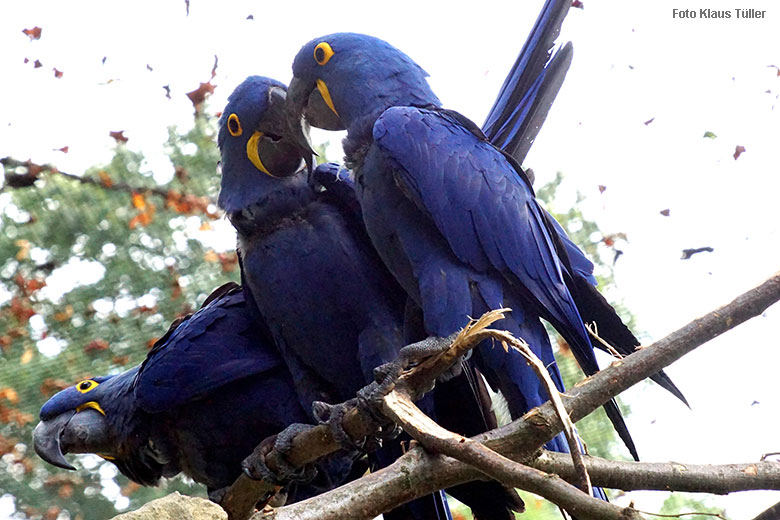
[227,113,242,137]
[314,42,334,66]
[76,379,99,394]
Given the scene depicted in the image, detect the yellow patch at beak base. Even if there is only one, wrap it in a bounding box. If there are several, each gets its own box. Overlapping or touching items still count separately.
[316,79,339,117]
[246,131,274,177]
[76,401,106,416]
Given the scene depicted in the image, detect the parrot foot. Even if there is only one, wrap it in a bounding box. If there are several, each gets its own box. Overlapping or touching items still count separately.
[399,332,461,366]
[398,332,463,382]
[313,398,400,453]
[242,424,318,485]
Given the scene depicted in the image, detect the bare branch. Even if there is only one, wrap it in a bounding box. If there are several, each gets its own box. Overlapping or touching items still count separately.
[269,271,780,519]
[382,391,636,520]
[533,451,780,494]
[3,157,171,198]
[222,309,511,520]
[495,329,591,494]
[1,157,218,218]
[221,405,384,520]
[484,271,780,460]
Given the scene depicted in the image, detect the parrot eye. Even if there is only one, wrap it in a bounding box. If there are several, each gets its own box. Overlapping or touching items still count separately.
[76,379,99,394]
[227,113,243,137]
[314,42,334,66]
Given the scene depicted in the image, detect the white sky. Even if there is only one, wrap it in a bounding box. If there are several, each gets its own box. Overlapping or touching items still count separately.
[1,0,779,517]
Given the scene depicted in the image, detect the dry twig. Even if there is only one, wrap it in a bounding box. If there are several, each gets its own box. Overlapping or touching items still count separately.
[269,271,780,520]
[533,450,780,494]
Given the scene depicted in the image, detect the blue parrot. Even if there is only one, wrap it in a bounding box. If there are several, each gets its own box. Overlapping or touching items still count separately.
[217,76,525,520]
[32,283,355,504]
[284,5,685,465]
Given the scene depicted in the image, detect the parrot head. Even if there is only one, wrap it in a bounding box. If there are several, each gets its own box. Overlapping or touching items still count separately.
[217,76,309,214]
[33,367,162,485]
[285,33,440,159]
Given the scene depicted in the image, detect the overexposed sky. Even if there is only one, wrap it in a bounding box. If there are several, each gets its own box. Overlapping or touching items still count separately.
[1,0,779,517]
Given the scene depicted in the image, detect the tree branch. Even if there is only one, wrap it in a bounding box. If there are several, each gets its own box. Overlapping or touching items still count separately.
[533,451,780,494]
[494,329,592,494]
[1,157,217,218]
[221,310,514,520]
[382,391,638,520]
[267,271,780,520]
[2,157,172,198]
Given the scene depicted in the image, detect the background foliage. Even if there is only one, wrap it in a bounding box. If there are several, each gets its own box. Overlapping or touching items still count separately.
[0,102,720,519]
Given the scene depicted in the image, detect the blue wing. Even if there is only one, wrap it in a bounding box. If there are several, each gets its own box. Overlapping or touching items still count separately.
[374,106,645,459]
[479,31,688,405]
[374,107,597,370]
[134,283,283,413]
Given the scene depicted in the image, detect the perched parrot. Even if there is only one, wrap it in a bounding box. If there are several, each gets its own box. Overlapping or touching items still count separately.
[33,283,355,504]
[217,77,522,520]
[284,2,686,465]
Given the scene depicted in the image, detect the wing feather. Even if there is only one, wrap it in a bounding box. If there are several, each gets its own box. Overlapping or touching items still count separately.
[134,285,282,413]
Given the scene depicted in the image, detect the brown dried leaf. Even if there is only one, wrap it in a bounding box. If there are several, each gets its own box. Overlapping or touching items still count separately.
[53,68,63,79]
[186,81,215,112]
[219,252,238,272]
[20,349,34,364]
[58,484,74,499]
[129,207,155,229]
[121,481,141,497]
[0,388,19,404]
[733,145,746,160]
[26,278,46,293]
[44,506,62,520]
[174,165,189,182]
[9,296,35,323]
[40,378,69,396]
[131,192,147,210]
[84,339,109,354]
[34,59,42,68]
[23,27,42,40]
[53,305,74,322]
[54,146,69,153]
[660,209,670,216]
[109,130,128,143]
[98,170,113,187]
[14,239,31,260]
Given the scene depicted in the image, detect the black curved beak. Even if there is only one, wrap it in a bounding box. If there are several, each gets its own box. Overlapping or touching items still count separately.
[250,86,307,178]
[285,76,318,173]
[34,409,113,470]
[34,410,76,470]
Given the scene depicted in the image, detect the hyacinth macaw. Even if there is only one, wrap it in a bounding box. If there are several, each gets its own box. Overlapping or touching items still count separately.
[33,283,355,503]
[217,77,521,520]
[284,2,686,465]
